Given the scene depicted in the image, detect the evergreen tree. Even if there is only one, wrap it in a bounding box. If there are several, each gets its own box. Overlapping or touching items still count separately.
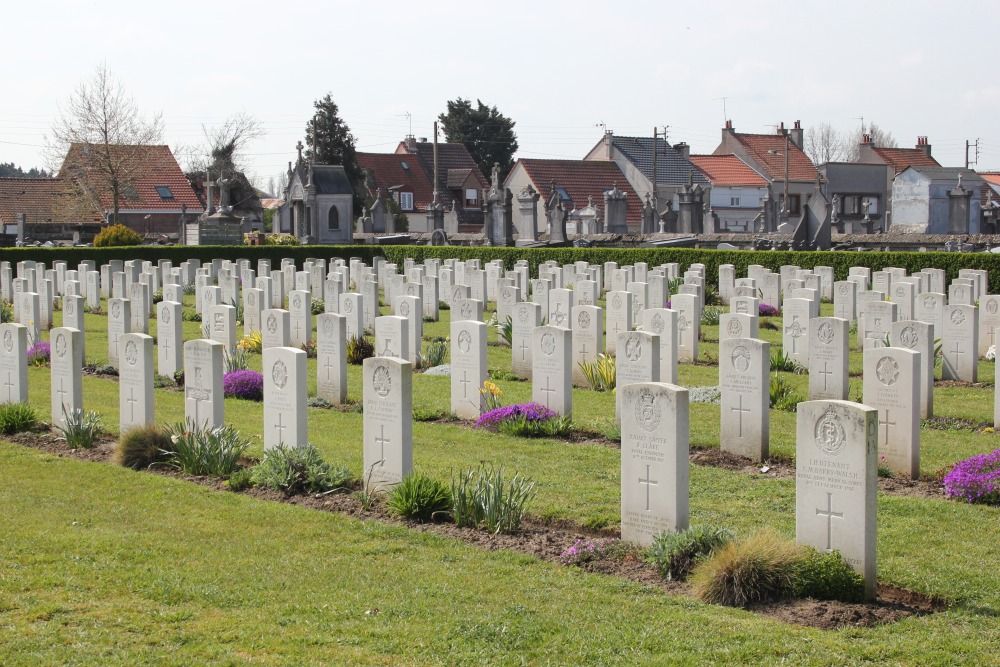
[438,98,518,181]
[304,93,365,215]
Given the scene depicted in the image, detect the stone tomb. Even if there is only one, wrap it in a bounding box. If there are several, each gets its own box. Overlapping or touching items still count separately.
[450,320,487,419]
[118,333,155,434]
[50,327,83,427]
[863,347,920,480]
[532,325,572,416]
[619,382,690,546]
[616,331,660,426]
[796,400,878,599]
[184,339,224,429]
[719,337,770,460]
[0,324,28,404]
[363,356,413,491]
[571,305,604,387]
[263,347,308,449]
[808,317,850,401]
[316,313,347,405]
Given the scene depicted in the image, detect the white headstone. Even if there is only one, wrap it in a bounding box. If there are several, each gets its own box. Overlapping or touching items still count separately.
[50,326,83,428]
[118,333,155,433]
[450,320,487,419]
[262,309,291,350]
[863,347,920,480]
[0,324,28,404]
[511,301,542,380]
[157,300,183,378]
[890,320,934,419]
[532,325,572,416]
[571,305,604,387]
[184,339,224,430]
[616,331,660,425]
[263,347,308,449]
[363,356,413,490]
[808,317,850,401]
[941,304,978,382]
[719,337,770,460]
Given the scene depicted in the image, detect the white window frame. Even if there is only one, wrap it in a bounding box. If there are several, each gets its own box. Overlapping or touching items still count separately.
[399,192,414,211]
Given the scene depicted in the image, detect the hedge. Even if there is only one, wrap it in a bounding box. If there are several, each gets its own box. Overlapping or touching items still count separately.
[4,245,998,292]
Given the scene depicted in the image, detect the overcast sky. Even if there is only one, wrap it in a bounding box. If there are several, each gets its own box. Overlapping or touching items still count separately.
[3,0,998,190]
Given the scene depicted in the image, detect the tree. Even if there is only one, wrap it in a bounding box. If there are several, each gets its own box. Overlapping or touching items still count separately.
[805,123,849,165]
[48,63,163,224]
[0,163,49,178]
[438,98,518,181]
[304,93,366,215]
[844,123,898,162]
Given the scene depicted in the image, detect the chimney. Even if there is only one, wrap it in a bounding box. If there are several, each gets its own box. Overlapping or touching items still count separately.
[862,133,872,144]
[777,122,787,136]
[916,136,932,158]
[789,120,804,149]
[723,119,735,142]
[404,135,417,152]
[673,142,690,161]
[604,129,614,160]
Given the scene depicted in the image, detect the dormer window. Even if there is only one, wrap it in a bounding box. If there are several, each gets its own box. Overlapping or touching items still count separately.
[155,185,174,200]
[465,189,478,208]
[399,192,414,211]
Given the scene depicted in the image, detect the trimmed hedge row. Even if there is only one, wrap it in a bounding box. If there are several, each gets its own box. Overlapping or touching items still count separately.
[4,244,998,292]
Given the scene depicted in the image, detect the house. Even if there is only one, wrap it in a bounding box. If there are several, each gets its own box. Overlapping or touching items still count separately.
[979,173,1000,233]
[504,159,642,235]
[856,135,941,226]
[582,131,710,214]
[713,120,819,230]
[275,150,354,244]
[393,136,488,232]
[0,177,102,242]
[891,166,984,234]
[688,154,768,232]
[355,151,434,232]
[58,143,203,236]
[817,162,891,233]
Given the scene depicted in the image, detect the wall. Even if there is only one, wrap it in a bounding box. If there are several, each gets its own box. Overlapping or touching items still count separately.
[707,185,766,231]
[315,195,353,244]
[890,171,931,232]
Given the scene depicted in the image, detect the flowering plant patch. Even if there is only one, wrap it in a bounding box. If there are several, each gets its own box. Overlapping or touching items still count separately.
[559,538,621,566]
[27,341,50,366]
[223,370,264,401]
[480,381,503,411]
[759,303,779,317]
[474,402,571,437]
[943,449,1000,505]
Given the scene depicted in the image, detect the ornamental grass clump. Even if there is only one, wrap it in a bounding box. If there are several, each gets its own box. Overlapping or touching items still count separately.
[943,448,1000,505]
[474,402,571,438]
[346,335,375,365]
[451,464,536,534]
[579,354,616,391]
[114,423,173,470]
[252,443,351,495]
[54,406,103,449]
[387,471,453,523]
[165,422,249,477]
[223,370,264,401]
[27,341,50,367]
[648,525,735,581]
[690,530,803,607]
[0,403,37,434]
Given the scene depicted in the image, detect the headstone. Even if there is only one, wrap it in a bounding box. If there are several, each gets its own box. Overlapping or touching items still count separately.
[18,292,40,347]
[605,291,633,354]
[244,287,263,337]
[619,382,690,546]
[63,293,85,336]
[719,337,770,460]
[118,333,154,434]
[107,298,130,368]
[263,347,308,449]
[861,301,897,351]
[890,320,934,419]
[453,298,484,324]
[978,294,1000,357]
[833,281,857,321]
[363,356,413,490]
[532,325,572,416]
[942,304,978,382]
[616,331,660,425]
[50,327,83,428]
[375,315,408,360]
[393,295,422,363]
[719,312,758,342]
[863,347,921,479]
[128,282,150,334]
[157,301,183,378]
[450,320,487,419]
[548,288,571,329]
[288,290,312,348]
[261,309,291,350]
[672,293,699,363]
[205,304,237,354]
[571,305,604,387]
[808,317,850,401]
[184,339,224,430]
[511,301,542,380]
[316,313,347,405]
[340,293,363,340]
[0,324,28,404]
[642,308,678,385]
[795,400,878,599]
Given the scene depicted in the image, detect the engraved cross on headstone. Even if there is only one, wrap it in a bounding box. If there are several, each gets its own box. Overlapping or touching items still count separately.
[638,464,658,512]
[56,377,69,405]
[732,394,751,437]
[4,372,13,402]
[375,424,390,461]
[274,412,287,444]
[460,371,471,398]
[879,410,895,443]
[819,362,833,390]
[540,376,556,408]
[323,356,334,381]
[126,387,138,421]
[815,492,844,551]
[519,338,529,361]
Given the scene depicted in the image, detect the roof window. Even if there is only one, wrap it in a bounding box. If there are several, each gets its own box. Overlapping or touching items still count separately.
[155,185,174,200]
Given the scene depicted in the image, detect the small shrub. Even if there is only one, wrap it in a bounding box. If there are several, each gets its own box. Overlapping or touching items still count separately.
[151,290,163,305]
[114,423,173,470]
[0,301,13,323]
[252,443,351,495]
[182,283,197,296]
[413,407,447,422]
[299,340,317,358]
[648,525,735,581]
[560,538,625,566]
[224,346,249,373]
[54,406,103,449]
[387,471,453,522]
[346,335,374,365]
[943,448,1000,505]
[488,369,520,382]
[770,374,802,412]
[237,331,263,354]
[451,464,536,534]
[182,310,202,322]
[0,403,37,434]
[690,531,803,607]
[701,306,725,326]
[759,303,780,317]
[307,395,332,408]
[311,299,324,315]
[499,316,513,346]
[792,548,865,602]
[223,370,264,401]
[165,422,250,477]
[93,223,142,247]
[421,340,448,368]
[226,467,254,492]
[153,374,176,389]
[770,350,802,373]
[475,402,571,438]
[27,341,50,367]
[226,298,244,326]
[173,369,185,386]
[580,353,616,391]
[264,233,300,246]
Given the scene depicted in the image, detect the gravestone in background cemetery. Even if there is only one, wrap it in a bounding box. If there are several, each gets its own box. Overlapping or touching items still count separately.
[796,400,878,600]
[263,347,308,449]
[719,337,770,460]
[184,339,224,430]
[375,315,408,360]
[118,333,155,434]
[394,295,422,363]
[642,308,678,385]
[206,304,237,354]
[363,356,413,491]
[890,320,935,419]
[158,301,183,378]
[571,305,603,387]
[316,314,347,405]
[340,293,363,341]
[978,294,1000,357]
[261,309,291,350]
[532,325,572,416]
[50,326,83,428]
[616,331,660,426]
[19,291,40,347]
[450,320,487,419]
[808,317,849,401]
[0,323,28,404]
[289,290,312,348]
[863,347,921,480]
[107,298,130,369]
[511,302,541,380]
[619,382,690,546]
[605,291,633,355]
[942,304,978,382]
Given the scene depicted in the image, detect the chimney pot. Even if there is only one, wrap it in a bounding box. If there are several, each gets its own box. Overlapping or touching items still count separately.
[725,119,733,130]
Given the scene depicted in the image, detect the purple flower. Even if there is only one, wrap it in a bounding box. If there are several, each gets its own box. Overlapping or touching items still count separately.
[759,303,780,317]
[943,449,1000,505]
[559,538,620,565]
[27,341,50,365]
[223,370,264,401]
[475,402,558,430]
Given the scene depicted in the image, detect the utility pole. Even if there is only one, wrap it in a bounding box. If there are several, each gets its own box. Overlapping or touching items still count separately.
[432,121,440,205]
[966,139,980,169]
[784,132,790,215]
[651,127,658,214]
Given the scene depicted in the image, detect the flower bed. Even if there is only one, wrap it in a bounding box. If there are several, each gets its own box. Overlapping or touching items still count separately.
[27,341,50,366]
[759,303,779,317]
[223,370,264,401]
[474,402,571,438]
[943,449,1000,505]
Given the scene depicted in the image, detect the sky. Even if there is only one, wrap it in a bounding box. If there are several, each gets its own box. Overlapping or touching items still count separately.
[3,0,998,192]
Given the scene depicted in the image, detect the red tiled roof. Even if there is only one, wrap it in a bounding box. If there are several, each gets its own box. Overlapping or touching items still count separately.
[729,133,818,182]
[511,159,643,225]
[870,147,940,174]
[689,154,767,187]
[58,144,203,212]
[0,177,103,225]
[356,152,435,211]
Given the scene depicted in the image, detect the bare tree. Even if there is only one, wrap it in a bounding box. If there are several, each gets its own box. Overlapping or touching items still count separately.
[805,123,849,164]
[188,112,263,176]
[48,63,163,224]
[844,122,898,161]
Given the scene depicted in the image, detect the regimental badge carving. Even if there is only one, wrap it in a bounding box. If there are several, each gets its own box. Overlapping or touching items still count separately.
[322,317,334,336]
[186,366,209,401]
[3,330,12,352]
[518,307,529,324]
[272,359,288,389]
[344,299,354,313]
[541,332,556,356]
[55,333,67,359]
[124,339,138,366]
[624,336,641,362]
[635,388,661,433]
[214,313,224,332]
[816,321,834,345]
[65,299,73,316]
[923,295,936,309]
[501,287,512,302]
[736,301,748,314]
[266,314,277,334]
[895,286,905,298]
[950,309,966,326]
[727,318,742,338]
[552,305,565,326]
[248,292,256,307]
[988,299,999,315]
[400,301,410,318]
[649,313,665,334]
[111,300,121,320]
[373,364,391,397]
[460,303,473,319]
[23,296,30,312]
[577,310,591,329]
[612,295,623,310]
[900,326,918,349]
[956,287,966,300]
[292,294,301,310]
[876,356,899,386]
[814,406,846,455]
[161,305,170,324]
[458,329,471,353]
[838,284,848,295]
[731,345,751,373]
[677,314,689,332]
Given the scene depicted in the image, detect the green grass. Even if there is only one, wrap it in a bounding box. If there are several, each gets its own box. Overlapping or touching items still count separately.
[1,289,998,663]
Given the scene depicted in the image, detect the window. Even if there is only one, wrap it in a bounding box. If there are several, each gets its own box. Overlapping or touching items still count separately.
[328,206,340,231]
[399,192,414,211]
[122,185,139,201]
[155,185,174,200]
[400,161,410,171]
[730,197,741,207]
[465,188,478,208]
[783,194,801,215]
